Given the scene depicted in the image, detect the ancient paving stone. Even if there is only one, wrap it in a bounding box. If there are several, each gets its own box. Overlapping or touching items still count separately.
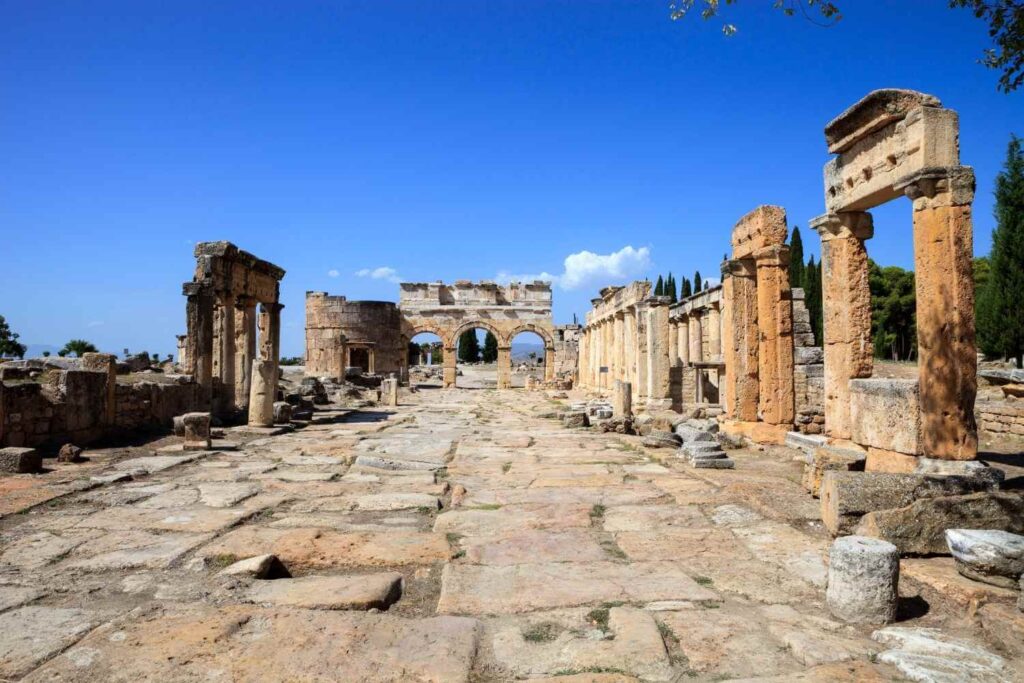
[488,607,673,681]
[246,573,403,610]
[0,585,44,613]
[760,604,878,667]
[729,520,829,588]
[269,512,423,531]
[0,531,94,570]
[64,530,213,571]
[461,530,609,565]
[199,527,450,568]
[197,482,261,507]
[217,554,285,579]
[434,504,593,536]
[437,561,717,614]
[109,453,204,475]
[74,504,249,534]
[0,607,95,679]
[613,528,738,562]
[601,504,710,531]
[26,606,481,683]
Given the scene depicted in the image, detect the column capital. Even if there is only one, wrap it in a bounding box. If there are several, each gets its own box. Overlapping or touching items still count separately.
[647,295,673,308]
[895,165,975,208]
[724,258,757,278]
[182,282,214,297]
[753,244,790,267]
[810,211,874,242]
[614,310,625,319]
[235,294,258,309]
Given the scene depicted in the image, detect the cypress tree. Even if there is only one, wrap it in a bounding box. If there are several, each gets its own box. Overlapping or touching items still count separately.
[803,256,824,346]
[654,275,664,296]
[789,226,805,289]
[693,271,702,293]
[978,135,1024,365]
[681,277,692,298]
[458,329,481,363]
[482,331,498,362]
[666,272,678,303]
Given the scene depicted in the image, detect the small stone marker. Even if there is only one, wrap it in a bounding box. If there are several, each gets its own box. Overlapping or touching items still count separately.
[380,377,399,407]
[57,443,83,464]
[180,412,212,450]
[0,447,42,474]
[612,380,632,418]
[826,535,899,624]
[272,401,293,424]
[945,529,1024,589]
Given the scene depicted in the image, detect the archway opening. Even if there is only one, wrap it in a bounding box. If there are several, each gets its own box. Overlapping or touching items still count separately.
[408,332,444,387]
[455,327,498,389]
[510,330,546,388]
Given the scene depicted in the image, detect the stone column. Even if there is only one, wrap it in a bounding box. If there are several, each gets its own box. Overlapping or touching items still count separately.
[235,297,257,410]
[624,308,636,385]
[497,345,512,389]
[668,320,679,367]
[176,335,188,369]
[248,359,276,427]
[613,379,632,418]
[258,302,283,365]
[544,346,555,381]
[184,284,215,408]
[708,304,722,360]
[646,299,671,407]
[443,345,457,388]
[218,292,237,412]
[723,258,759,422]
[614,312,625,381]
[689,311,703,364]
[635,305,648,403]
[754,245,795,426]
[578,331,588,389]
[898,167,978,460]
[602,320,612,391]
[678,315,689,366]
[810,212,874,441]
[720,262,733,416]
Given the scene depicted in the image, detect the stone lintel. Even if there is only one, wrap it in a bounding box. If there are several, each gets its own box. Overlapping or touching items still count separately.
[647,296,672,307]
[724,257,757,279]
[825,89,942,154]
[809,212,875,242]
[182,282,214,297]
[895,165,976,207]
[731,205,789,260]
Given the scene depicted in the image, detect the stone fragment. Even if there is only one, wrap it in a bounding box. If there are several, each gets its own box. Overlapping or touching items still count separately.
[179,412,211,450]
[273,401,293,424]
[826,536,898,624]
[217,554,290,579]
[871,626,1007,683]
[640,431,680,448]
[562,412,589,429]
[57,443,84,463]
[612,380,632,418]
[248,359,276,427]
[820,471,995,536]
[945,529,1024,589]
[849,379,921,456]
[0,607,95,679]
[802,448,864,497]
[246,573,403,610]
[0,447,41,474]
[855,491,1024,555]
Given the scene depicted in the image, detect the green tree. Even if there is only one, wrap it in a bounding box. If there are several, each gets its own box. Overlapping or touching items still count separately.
[0,316,27,358]
[60,339,98,358]
[666,272,678,303]
[803,256,824,345]
[978,134,1024,363]
[789,226,806,289]
[868,261,918,361]
[974,255,992,292]
[482,331,499,362]
[457,329,481,363]
[654,275,664,296]
[693,271,702,293]
[680,277,692,298]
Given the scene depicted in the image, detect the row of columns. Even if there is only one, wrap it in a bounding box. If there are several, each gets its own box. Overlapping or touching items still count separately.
[184,283,282,426]
[440,343,555,389]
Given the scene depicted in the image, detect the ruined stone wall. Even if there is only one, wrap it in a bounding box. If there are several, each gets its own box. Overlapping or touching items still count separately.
[305,292,404,378]
[792,289,825,434]
[552,325,580,379]
[976,400,1024,440]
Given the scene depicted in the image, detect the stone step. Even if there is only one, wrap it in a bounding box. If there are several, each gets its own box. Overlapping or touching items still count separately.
[692,458,735,469]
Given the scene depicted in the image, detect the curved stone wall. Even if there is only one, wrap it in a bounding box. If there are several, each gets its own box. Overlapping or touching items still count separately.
[305,292,405,378]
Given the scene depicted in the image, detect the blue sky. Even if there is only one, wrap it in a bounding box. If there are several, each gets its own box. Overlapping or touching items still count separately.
[1,1,1019,358]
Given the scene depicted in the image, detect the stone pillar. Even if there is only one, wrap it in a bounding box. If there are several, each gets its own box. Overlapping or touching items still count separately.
[708,305,722,360]
[381,376,399,406]
[235,297,257,410]
[258,302,282,365]
[678,316,689,366]
[647,300,671,406]
[544,346,555,382]
[635,305,648,403]
[184,284,215,408]
[754,245,795,426]
[176,335,188,369]
[614,312,625,381]
[899,167,978,460]
[613,379,632,418]
[624,308,636,386]
[668,320,679,367]
[723,259,759,422]
[810,212,874,441]
[578,331,589,388]
[248,359,276,427]
[497,346,512,389]
[81,353,117,425]
[443,346,457,388]
[720,263,733,416]
[218,292,237,412]
[181,412,212,450]
[689,311,703,364]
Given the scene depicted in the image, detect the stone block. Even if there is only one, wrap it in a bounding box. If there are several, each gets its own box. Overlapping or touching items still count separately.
[0,447,41,474]
[945,529,1024,589]
[849,379,921,456]
[562,412,589,429]
[802,448,865,497]
[820,471,995,536]
[826,536,899,624]
[795,347,824,365]
[180,412,211,450]
[272,401,293,424]
[855,492,1024,555]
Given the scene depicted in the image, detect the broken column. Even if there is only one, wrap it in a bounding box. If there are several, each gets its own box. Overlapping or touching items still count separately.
[381,375,399,406]
[826,535,899,624]
[497,346,512,389]
[234,296,257,410]
[613,379,632,418]
[184,283,215,408]
[646,298,671,408]
[443,345,457,388]
[723,258,758,422]
[180,412,212,450]
[754,244,794,425]
[248,359,276,427]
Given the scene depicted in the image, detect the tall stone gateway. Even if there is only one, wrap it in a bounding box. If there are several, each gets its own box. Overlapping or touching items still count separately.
[182,242,285,424]
[811,89,977,467]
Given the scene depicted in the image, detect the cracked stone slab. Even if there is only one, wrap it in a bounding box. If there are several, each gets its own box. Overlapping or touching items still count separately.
[0,606,96,679]
[63,530,213,571]
[438,561,718,614]
[461,530,609,565]
[0,586,44,613]
[73,505,250,534]
[246,573,403,610]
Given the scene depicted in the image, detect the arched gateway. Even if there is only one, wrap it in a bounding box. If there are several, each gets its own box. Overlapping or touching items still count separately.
[305,280,556,388]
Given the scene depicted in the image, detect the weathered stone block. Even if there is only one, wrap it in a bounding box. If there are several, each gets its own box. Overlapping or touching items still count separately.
[562,413,589,429]
[820,471,994,536]
[57,443,83,464]
[180,412,211,450]
[849,379,921,456]
[795,347,824,365]
[945,529,1024,589]
[826,536,899,624]
[272,401,293,424]
[802,447,865,497]
[855,492,1024,555]
[0,447,41,474]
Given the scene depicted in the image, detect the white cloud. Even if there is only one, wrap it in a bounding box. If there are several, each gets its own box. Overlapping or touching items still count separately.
[355,266,404,284]
[497,245,651,291]
[327,269,340,278]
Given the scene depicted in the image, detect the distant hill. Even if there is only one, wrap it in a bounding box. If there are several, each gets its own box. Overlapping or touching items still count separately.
[511,341,544,362]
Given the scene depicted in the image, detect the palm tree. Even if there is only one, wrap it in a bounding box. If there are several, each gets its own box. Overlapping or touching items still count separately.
[60,339,98,357]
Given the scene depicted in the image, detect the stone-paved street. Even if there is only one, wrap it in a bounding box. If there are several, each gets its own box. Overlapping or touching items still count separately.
[1,378,1020,681]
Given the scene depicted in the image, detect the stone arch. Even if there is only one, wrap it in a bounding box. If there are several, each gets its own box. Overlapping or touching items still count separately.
[402,323,449,378]
[449,319,504,350]
[448,319,510,389]
[506,322,557,383]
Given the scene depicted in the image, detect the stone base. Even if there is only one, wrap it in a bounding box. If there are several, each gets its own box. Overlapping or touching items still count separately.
[720,420,790,446]
[901,557,1019,615]
[865,447,919,473]
[785,431,828,456]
